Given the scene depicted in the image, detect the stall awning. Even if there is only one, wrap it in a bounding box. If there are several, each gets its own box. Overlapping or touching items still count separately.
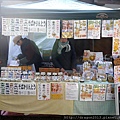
[2,0,113,10]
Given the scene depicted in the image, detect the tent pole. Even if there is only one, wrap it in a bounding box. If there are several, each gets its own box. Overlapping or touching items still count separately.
[0,0,2,37]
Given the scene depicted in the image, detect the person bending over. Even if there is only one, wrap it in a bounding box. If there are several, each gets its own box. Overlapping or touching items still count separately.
[52,38,76,73]
[13,35,43,72]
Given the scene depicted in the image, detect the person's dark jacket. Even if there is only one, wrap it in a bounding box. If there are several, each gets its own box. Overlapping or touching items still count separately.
[51,39,76,70]
[17,38,43,71]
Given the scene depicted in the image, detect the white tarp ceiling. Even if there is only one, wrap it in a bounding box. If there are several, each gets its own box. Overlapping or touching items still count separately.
[2,0,113,10]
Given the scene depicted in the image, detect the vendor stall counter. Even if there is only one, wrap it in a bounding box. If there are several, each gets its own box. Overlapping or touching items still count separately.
[0,81,116,115]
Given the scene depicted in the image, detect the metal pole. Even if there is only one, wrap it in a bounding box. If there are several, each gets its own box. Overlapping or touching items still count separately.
[0,0,2,74]
[0,0,2,37]
[0,0,2,56]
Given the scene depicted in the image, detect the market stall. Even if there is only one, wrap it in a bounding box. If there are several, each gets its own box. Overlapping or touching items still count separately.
[1,1,120,116]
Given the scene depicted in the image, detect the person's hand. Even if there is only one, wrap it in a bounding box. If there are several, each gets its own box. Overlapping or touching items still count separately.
[16,59,20,64]
[15,57,19,60]
[72,68,76,73]
[60,68,65,73]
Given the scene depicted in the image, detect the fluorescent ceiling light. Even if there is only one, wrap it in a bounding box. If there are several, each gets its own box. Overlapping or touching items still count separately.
[2,0,113,10]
